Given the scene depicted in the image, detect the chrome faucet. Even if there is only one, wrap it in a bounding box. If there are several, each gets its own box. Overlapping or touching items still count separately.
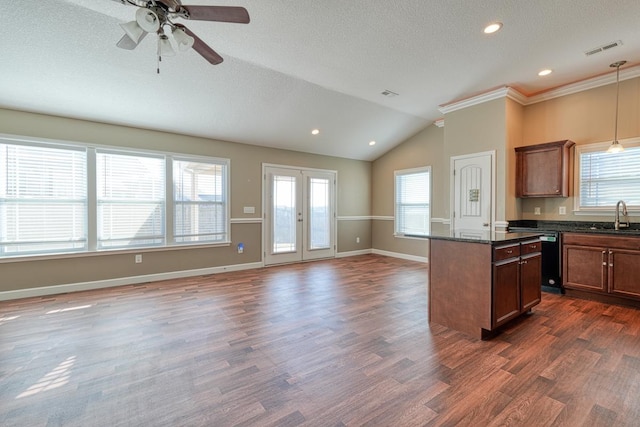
[615,200,629,230]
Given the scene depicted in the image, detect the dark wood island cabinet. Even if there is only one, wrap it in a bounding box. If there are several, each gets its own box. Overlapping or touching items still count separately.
[429,231,542,339]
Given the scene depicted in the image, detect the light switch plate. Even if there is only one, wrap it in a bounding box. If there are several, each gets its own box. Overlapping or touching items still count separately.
[559,206,566,215]
[534,207,541,215]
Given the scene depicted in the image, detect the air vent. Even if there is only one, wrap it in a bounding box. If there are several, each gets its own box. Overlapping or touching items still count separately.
[381,90,399,98]
[585,40,623,56]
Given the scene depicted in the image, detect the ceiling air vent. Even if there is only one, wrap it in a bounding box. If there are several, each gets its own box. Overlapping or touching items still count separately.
[585,40,623,56]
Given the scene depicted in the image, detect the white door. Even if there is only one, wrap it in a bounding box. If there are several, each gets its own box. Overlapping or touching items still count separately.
[451,152,494,230]
[264,166,335,265]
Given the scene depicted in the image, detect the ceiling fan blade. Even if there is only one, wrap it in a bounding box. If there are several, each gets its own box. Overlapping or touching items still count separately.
[180,6,250,24]
[175,24,223,65]
[116,32,147,50]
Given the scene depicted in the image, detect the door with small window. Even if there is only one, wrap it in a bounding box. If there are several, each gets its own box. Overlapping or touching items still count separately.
[264,165,335,265]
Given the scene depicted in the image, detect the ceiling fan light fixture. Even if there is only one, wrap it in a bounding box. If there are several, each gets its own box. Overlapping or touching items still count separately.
[172,27,195,51]
[136,8,160,33]
[119,20,145,43]
[157,34,176,57]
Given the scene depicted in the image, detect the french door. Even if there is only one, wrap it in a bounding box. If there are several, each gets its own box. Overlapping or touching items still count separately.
[264,165,336,265]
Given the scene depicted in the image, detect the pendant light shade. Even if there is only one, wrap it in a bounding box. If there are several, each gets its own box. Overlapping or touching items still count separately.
[172,27,195,51]
[136,8,160,33]
[157,34,176,57]
[119,20,145,44]
[607,60,627,154]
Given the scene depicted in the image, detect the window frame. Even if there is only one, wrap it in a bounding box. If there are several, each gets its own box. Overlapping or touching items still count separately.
[0,133,231,260]
[0,139,88,257]
[394,166,431,238]
[574,137,640,214]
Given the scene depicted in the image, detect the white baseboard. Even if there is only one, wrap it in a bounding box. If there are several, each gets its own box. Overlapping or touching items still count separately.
[335,249,373,258]
[371,249,428,263]
[0,261,264,301]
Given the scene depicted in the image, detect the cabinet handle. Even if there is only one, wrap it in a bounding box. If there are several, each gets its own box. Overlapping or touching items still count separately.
[521,260,528,265]
[602,250,607,266]
[529,244,537,249]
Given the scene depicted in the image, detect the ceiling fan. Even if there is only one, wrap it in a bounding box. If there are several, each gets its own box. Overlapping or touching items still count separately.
[113,0,250,66]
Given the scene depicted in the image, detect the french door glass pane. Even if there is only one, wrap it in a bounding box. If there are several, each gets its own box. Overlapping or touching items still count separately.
[309,177,330,250]
[272,175,296,253]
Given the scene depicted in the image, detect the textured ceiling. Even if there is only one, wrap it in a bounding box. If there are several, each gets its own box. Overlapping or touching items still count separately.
[1,0,639,160]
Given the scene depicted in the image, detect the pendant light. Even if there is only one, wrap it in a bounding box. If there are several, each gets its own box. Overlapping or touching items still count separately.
[607,60,627,154]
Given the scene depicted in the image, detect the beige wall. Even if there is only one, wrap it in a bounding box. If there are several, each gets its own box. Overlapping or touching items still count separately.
[0,108,371,293]
[444,98,508,221]
[370,124,443,256]
[520,76,640,222]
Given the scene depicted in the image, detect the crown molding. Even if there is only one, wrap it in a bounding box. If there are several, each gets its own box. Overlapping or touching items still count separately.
[438,87,527,114]
[525,66,640,105]
[437,65,640,114]
[433,118,444,128]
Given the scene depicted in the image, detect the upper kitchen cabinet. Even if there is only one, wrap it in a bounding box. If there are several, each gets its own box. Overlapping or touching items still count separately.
[515,140,575,197]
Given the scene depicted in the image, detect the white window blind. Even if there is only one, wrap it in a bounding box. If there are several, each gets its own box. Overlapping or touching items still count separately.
[579,142,640,209]
[96,150,165,249]
[173,159,228,243]
[395,167,431,236]
[0,142,87,256]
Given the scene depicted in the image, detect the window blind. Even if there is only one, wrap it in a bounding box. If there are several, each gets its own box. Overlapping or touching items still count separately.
[96,150,165,249]
[579,146,640,208]
[395,168,430,236]
[173,159,228,243]
[0,142,87,256]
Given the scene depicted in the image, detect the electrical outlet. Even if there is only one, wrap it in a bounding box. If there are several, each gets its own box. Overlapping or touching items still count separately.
[534,207,541,216]
[237,243,244,254]
[559,206,567,215]
[356,237,360,243]
[135,254,142,264]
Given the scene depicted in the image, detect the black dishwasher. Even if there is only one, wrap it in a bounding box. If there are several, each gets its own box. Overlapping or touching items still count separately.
[510,227,563,293]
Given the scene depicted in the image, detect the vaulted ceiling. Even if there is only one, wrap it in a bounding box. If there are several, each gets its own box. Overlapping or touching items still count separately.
[1,0,639,160]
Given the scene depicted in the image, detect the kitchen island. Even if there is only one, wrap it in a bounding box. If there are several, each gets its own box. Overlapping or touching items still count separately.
[428,230,543,339]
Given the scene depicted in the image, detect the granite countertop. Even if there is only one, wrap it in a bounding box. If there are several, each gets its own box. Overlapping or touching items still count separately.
[425,229,543,244]
[508,220,640,236]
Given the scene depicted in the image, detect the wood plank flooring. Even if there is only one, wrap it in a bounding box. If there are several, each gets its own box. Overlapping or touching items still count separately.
[1,254,640,426]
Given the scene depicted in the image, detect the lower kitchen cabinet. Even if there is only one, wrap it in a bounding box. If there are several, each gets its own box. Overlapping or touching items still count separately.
[429,235,542,339]
[492,243,541,328]
[563,233,640,302]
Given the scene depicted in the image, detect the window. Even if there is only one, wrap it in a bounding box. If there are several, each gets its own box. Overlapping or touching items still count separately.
[395,167,431,236]
[0,136,230,258]
[96,150,166,249]
[0,142,87,256]
[173,159,228,243]
[576,138,640,211]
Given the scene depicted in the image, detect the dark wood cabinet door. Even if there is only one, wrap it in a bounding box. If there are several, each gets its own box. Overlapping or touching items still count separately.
[493,259,520,327]
[520,253,542,311]
[563,244,606,292]
[515,140,574,198]
[609,249,640,299]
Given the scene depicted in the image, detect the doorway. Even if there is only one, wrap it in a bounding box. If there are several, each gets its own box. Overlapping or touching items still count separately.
[263,165,336,265]
[451,151,495,231]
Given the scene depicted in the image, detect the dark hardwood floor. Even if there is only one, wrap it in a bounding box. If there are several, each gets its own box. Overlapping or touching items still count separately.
[1,254,640,426]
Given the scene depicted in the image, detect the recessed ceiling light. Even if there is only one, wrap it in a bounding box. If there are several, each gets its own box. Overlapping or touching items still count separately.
[538,69,552,76]
[311,129,320,135]
[369,141,376,146]
[483,22,502,34]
